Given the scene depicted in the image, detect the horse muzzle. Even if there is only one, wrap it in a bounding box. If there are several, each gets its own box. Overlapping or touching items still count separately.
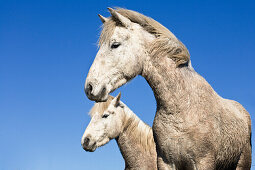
[84,81,108,102]
[81,136,97,152]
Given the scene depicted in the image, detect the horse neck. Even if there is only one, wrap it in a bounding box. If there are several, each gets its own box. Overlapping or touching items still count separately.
[141,55,218,115]
[115,105,156,169]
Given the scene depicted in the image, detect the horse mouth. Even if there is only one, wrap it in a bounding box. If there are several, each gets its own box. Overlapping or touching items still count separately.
[83,143,97,152]
[85,85,109,102]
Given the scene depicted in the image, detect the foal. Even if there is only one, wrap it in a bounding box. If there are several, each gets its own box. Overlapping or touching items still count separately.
[81,93,157,170]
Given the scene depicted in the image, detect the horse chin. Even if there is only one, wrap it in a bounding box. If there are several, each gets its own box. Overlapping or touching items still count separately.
[88,146,97,152]
[108,77,129,94]
[97,137,110,148]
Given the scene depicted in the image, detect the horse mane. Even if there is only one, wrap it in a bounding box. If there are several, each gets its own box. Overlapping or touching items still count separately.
[122,108,155,153]
[99,8,190,66]
[89,95,155,153]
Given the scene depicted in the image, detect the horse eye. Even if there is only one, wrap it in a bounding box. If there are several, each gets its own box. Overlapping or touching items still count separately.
[102,114,109,118]
[111,42,121,49]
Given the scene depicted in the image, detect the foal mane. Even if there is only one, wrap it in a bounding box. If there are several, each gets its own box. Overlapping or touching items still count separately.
[122,112,155,153]
[99,8,190,66]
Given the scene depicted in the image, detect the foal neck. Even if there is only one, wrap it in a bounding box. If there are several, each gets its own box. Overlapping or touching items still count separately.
[115,105,157,169]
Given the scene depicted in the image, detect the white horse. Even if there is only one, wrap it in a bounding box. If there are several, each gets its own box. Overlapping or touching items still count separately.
[81,93,157,170]
[85,8,251,169]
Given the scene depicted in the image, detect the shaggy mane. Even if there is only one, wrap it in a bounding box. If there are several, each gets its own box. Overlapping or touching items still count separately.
[99,8,190,66]
[122,112,156,153]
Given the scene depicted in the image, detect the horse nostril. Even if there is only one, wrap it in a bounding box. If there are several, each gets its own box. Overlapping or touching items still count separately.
[85,83,93,96]
[84,137,90,146]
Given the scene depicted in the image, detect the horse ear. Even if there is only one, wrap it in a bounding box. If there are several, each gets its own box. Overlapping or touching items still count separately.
[107,8,131,28]
[98,14,109,23]
[112,92,121,107]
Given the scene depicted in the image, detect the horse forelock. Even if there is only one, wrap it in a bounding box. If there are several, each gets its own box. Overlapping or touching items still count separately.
[98,8,190,66]
[89,95,114,117]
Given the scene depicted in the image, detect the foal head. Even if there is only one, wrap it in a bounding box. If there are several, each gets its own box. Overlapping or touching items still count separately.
[85,8,189,101]
[81,93,124,152]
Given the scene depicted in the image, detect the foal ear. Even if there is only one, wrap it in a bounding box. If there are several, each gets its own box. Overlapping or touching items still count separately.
[107,8,131,28]
[112,92,121,107]
[98,14,109,23]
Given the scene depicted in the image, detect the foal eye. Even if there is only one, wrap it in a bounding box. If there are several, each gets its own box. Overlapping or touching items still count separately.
[102,114,109,118]
[111,42,121,49]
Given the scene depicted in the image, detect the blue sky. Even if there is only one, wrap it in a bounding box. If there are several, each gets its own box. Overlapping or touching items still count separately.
[0,0,254,169]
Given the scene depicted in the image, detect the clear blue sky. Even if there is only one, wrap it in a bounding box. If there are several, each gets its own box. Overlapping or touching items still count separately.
[0,0,254,169]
